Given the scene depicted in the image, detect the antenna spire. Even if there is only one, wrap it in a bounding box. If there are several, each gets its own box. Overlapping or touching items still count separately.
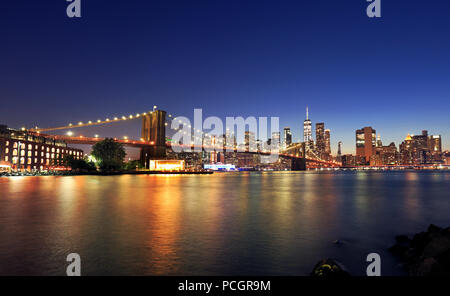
[306,106,309,120]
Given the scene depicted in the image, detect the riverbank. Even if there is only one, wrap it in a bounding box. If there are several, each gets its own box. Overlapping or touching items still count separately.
[0,170,213,177]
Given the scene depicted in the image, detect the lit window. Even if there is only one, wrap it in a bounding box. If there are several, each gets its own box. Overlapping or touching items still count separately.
[4,156,8,162]
[5,148,9,154]
[51,153,54,159]
[46,159,49,165]
[35,151,38,156]
[13,142,18,148]
[35,145,38,150]
[46,153,50,158]
[51,148,55,153]
[27,158,31,165]
[21,150,25,156]
[57,149,60,153]
[41,152,44,157]
[34,158,37,163]
[27,151,32,157]
[20,157,25,164]
[13,149,17,156]
[46,147,49,152]
[6,141,9,146]
[28,144,32,150]
[12,157,18,164]
[21,143,25,149]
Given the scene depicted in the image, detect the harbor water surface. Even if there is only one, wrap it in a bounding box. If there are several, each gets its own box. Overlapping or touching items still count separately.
[0,171,449,275]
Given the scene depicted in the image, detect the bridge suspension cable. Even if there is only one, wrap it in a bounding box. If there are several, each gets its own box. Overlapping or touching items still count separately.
[30,107,159,132]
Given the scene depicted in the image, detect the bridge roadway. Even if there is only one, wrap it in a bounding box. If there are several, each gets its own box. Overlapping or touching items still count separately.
[51,134,340,167]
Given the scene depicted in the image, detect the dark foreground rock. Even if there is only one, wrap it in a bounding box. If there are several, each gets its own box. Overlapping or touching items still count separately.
[389,224,450,276]
[310,258,351,277]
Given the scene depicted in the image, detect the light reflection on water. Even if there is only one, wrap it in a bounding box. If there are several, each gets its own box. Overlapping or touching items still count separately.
[0,171,449,275]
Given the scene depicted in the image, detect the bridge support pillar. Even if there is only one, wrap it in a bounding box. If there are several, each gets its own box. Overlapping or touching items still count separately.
[140,110,166,164]
[291,158,306,171]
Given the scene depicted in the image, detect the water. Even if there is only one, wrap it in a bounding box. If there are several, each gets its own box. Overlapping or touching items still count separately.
[0,171,449,276]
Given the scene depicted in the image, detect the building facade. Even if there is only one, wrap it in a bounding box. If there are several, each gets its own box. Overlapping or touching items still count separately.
[0,125,84,171]
[283,127,292,149]
[356,127,377,164]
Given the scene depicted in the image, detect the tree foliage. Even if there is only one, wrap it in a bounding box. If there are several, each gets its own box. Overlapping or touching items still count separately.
[91,138,126,171]
[62,155,96,172]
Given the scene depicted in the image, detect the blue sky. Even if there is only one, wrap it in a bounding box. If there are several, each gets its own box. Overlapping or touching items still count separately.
[1,0,449,154]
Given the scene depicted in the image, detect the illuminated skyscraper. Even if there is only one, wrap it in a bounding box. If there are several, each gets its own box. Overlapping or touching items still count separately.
[283,127,292,148]
[272,132,281,149]
[303,107,313,146]
[315,123,325,154]
[324,129,331,155]
[337,141,342,161]
[356,127,376,163]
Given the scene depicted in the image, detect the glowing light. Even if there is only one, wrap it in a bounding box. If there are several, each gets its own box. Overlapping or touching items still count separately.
[149,160,185,171]
[78,122,83,125]
[67,131,73,136]
[94,134,99,138]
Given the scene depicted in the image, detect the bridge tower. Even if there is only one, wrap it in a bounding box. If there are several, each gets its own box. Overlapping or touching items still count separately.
[140,110,166,163]
[291,158,306,171]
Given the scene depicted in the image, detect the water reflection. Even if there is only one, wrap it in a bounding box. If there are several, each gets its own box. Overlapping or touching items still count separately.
[0,171,449,275]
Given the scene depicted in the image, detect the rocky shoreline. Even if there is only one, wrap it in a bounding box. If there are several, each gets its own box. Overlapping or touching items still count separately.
[389,224,450,276]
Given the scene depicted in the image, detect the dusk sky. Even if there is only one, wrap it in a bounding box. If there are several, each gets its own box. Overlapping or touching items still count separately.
[1,0,450,155]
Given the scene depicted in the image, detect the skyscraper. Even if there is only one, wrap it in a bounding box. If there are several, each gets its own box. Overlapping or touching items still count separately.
[303,107,313,147]
[337,141,342,159]
[315,122,325,155]
[324,129,331,155]
[272,131,281,149]
[283,127,292,148]
[356,127,376,163]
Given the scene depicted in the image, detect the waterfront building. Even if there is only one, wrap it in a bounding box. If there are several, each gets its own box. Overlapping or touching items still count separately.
[0,125,83,172]
[370,142,399,166]
[356,127,377,164]
[399,130,442,165]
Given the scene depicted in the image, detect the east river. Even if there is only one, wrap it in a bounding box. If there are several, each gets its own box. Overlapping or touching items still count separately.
[0,171,449,275]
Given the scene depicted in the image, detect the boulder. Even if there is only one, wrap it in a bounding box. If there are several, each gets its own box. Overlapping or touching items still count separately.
[395,235,410,244]
[310,259,351,277]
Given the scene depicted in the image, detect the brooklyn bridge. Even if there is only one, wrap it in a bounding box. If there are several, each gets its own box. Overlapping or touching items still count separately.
[27,108,341,171]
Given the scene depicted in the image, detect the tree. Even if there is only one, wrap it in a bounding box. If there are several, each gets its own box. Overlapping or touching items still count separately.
[91,138,126,172]
[62,155,96,172]
[124,160,144,171]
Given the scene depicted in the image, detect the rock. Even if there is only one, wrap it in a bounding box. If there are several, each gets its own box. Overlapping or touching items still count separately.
[392,224,450,276]
[389,244,409,258]
[410,257,438,276]
[333,239,343,245]
[395,235,410,244]
[310,259,351,277]
[428,224,443,234]
[422,236,450,258]
[410,232,431,253]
